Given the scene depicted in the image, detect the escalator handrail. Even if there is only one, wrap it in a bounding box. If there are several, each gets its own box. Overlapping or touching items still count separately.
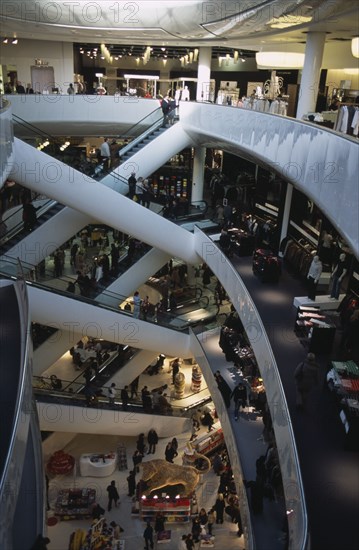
[120,105,163,140]
[0,270,195,333]
[0,198,61,247]
[118,108,164,158]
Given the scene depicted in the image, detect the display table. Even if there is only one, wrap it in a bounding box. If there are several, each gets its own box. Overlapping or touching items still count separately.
[140,496,191,523]
[55,488,96,520]
[79,452,117,477]
[195,426,224,456]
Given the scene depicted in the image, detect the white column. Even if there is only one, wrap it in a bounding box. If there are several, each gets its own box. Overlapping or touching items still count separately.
[196,47,212,102]
[192,147,206,202]
[279,183,293,257]
[296,32,326,119]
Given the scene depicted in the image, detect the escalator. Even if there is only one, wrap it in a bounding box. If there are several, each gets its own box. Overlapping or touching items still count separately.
[3,113,194,266]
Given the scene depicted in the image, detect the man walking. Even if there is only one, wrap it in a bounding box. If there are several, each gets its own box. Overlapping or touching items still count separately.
[121,385,129,411]
[143,521,154,550]
[230,381,248,420]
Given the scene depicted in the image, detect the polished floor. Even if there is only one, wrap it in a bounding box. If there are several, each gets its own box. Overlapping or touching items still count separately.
[232,255,359,550]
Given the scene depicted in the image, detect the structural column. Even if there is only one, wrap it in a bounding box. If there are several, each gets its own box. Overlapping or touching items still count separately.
[283,33,326,249]
[296,32,326,119]
[196,47,212,102]
[279,183,293,257]
[191,147,206,203]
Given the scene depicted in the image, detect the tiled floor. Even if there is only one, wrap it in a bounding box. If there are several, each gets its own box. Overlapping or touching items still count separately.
[46,431,244,550]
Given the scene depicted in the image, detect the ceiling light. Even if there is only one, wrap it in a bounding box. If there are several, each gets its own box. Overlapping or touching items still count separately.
[12,38,18,44]
[256,51,305,69]
[3,38,8,44]
[352,37,359,58]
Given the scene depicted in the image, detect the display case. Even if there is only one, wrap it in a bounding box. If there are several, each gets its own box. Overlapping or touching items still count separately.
[55,488,96,520]
[194,426,225,456]
[140,496,191,523]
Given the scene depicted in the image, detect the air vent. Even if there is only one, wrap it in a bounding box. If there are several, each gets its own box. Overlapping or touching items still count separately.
[329,37,351,41]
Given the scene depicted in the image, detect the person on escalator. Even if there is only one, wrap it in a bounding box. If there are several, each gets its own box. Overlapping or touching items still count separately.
[22,199,38,232]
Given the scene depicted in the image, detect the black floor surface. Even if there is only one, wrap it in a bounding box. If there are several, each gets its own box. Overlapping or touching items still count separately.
[232,256,359,550]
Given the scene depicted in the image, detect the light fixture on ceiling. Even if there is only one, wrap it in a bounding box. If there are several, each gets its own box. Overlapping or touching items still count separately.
[12,38,18,45]
[256,51,305,69]
[3,38,8,44]
[351,37,359,58]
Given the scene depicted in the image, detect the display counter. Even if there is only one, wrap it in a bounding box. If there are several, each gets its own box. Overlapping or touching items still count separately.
[55,488,96,520]
[80,452,117,477]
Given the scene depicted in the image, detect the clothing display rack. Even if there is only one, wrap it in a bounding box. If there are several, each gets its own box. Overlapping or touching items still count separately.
[294,305,336,353]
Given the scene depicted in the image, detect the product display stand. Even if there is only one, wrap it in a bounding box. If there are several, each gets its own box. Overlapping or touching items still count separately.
[118,444,127,471]
[191,365,202,393]
[140,496,191,523]
[174,371,186,398]
[55,488,96,521]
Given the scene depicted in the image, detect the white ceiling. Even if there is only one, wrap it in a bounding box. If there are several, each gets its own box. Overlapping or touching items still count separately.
[0,0,358,53]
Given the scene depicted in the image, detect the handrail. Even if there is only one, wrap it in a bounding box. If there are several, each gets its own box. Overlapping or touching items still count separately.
[33,378,212,418]
[120,105,163,140]
[193,227,309,550]
[119,118,164,159]
[0,197,59,246]
[0,257,219,333]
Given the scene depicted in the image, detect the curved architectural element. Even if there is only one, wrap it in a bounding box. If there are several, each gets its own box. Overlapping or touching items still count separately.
[180,102,359,257]
[27,285,191,357]
[0,279,44,549]
[0,98,15,187]
[193,228,308,550]
[36,401,191,437]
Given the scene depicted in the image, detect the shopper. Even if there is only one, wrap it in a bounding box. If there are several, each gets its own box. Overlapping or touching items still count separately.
[143,521,154,550]
[214,493,225,524]
[170,357,180,385]
[127,470,136,497]
[294,353,319,410]
[120,385,129,411]
[132,449,143,473]
[164,441,176,463]
[106,480,119,511]
[108,382,116,406]
[136,433,146,455]
[147,428,159,454]
[230,381,248,420]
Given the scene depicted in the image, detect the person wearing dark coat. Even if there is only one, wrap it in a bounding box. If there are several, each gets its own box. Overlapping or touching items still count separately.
[143,521,154,550]
[214,371,231,408]
[214,493,225,523]
[154,511,165,533]
[120,385,129,411]
[294,352,319,410]
[136,433,146,455]
[106,480,119,511]
[127,470,136,497]
[230,381,248,420]
[132,450,143,473]
[164,441,176,463]
[147,429,159,454]
[191,516,201,542]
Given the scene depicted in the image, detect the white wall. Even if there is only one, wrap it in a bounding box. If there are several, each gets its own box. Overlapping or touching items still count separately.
[37,402,191,436]
[0,39,74,91]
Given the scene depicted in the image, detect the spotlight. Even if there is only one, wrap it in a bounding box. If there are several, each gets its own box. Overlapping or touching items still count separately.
[12,38,18,44]
[3,38,8,44]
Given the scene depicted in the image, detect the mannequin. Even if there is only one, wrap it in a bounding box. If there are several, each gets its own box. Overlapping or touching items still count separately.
[181,85,190,101]
[330,253,347,300]
[307,255,323,301]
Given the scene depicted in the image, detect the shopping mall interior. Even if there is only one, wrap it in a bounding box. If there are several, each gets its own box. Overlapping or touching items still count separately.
[0,2,359,550]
